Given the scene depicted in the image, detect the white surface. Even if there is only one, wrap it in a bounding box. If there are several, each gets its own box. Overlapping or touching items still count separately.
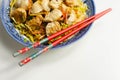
[0,0,120,80]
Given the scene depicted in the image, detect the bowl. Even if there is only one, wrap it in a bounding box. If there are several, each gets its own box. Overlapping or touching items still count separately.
[0,0,95,48]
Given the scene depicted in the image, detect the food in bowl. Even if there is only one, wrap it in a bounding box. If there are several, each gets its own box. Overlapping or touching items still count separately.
[9,0,88,43]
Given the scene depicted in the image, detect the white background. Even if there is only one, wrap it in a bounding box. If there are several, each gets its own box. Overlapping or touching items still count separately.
[0,0,120,80]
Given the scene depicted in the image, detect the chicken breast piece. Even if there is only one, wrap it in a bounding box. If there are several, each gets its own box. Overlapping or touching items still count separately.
[65,0,81,6]
[46,21,62,36]
[66,10,77,25]
[26,15,43,29]
[29,1,43,14]
[10,8,27,23]
[41,0,50,11]
[15,0,33,10]
[44,9,62,22]
[49,0,63,9]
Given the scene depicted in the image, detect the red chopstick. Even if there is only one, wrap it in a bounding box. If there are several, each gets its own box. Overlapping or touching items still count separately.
[18,8,112,66]
[13,8,112,57]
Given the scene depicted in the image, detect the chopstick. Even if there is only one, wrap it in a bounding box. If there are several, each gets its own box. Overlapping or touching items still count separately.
[18,8,112,66]
[13,8,112,57]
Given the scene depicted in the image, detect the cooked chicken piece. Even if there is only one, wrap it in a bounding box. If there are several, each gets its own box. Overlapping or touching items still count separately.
[66,10,77,25]
[14,0,33,10]
[65,0,81,6]
[41,0,50,11]
[29,1,43,14]
[26,15,43,30]
[49,0,63,9]
[14,0,21,7]
[10,8,27,23]
[46,21,61,36]
[44,9,62,22]
[26,15,45,41]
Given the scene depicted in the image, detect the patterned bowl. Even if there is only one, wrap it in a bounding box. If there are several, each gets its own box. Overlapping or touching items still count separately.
[0,0,95,48]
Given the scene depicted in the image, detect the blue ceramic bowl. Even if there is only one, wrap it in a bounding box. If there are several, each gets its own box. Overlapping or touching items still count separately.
[0,0,95,48]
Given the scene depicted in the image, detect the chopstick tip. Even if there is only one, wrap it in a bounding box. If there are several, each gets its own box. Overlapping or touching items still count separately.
[13,52,20,57]
[108,8,112,11]
[19,62,24,67]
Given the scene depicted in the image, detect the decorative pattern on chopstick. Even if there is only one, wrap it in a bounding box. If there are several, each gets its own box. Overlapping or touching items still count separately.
[19,8,112,66]
[13,38,48,57]
[19,44,53,66]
